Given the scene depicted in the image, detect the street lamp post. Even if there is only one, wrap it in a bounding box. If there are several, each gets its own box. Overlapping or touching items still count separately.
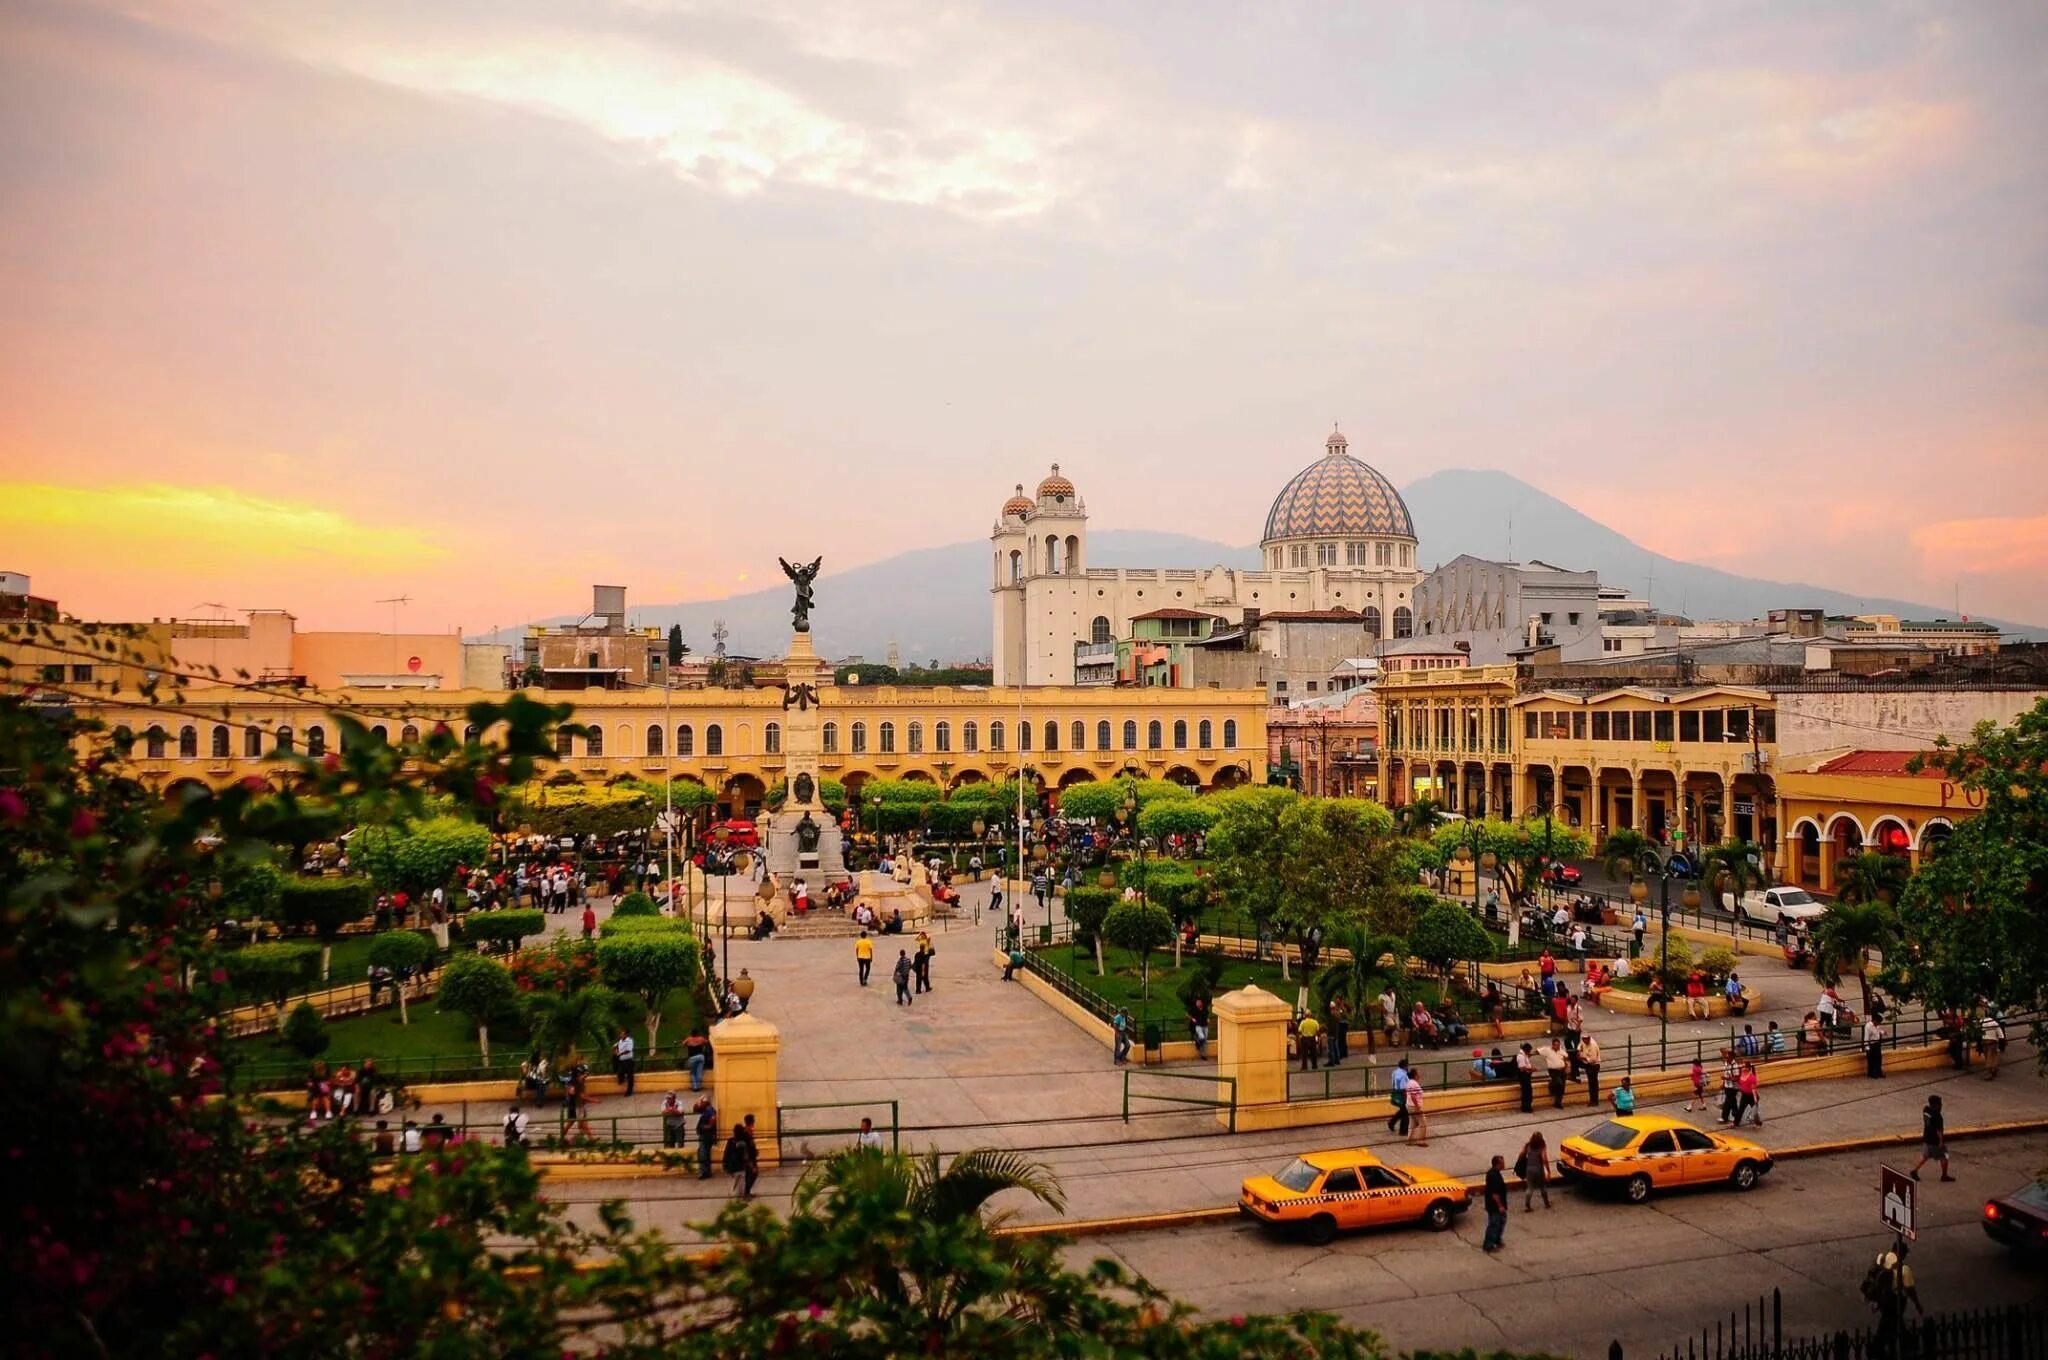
[1634,845,1696,1068]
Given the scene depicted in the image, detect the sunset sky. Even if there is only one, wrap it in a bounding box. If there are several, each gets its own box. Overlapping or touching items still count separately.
[4,0,2044,633]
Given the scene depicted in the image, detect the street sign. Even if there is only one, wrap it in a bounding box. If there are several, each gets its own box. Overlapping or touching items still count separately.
[1880,1164,1917,1240]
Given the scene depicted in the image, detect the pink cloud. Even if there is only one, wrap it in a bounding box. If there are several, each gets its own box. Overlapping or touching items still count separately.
[1911,515,2048,575]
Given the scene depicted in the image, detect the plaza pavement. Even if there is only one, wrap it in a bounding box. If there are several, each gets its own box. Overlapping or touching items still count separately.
[486,872,2041,1245]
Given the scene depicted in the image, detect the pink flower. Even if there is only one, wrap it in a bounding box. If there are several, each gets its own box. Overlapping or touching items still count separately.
[0,788,27,823]
[69,808,99,838]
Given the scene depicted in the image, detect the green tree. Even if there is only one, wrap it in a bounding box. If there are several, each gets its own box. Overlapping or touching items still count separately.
[214,854,284,932]
[522,982,636,1067]
[510,783,657,839]
[596,926,699,1053]
[610,890,660,917]
[1271,797,1398,991]
[1697,838,1768,910]
[1392,798,1446,838]
[365,930,433,1025]
[667,623,686,666]
[221,940,319,1012]
[281,1000,330,1059]
[1102,900,1175,1007]
[765,776,848,816]
[352,816,492,897]
[1204,784,1298,969]
[1407,901,1493,978]
[1140,862,1208,968]
[1599,828,1658,886]
[278,876,373,980]
[1835,851,1910,908]
[1063,885,1115,975]
[1428,817,1592,916]
[1137,797,1215,846]
[1810,899,1897,1017]
[462,908,546,954]
[1313,924,1408,1048]
[437,953,520,1062]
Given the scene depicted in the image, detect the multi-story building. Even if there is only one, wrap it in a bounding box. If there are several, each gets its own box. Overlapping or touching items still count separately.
[990,429,1422,685]
[1830,614,2000,656]
[1267,688,1379,799]
[1411,556,1604,664]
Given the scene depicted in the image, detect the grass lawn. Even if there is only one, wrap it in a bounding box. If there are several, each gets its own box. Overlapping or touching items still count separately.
[1031,939,1462,1026]
[232,988,701,1087]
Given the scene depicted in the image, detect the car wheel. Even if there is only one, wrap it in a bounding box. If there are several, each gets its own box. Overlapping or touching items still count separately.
[1731,1161,1760,1192]
[1424,1200,1454,1231]
[1303,1213,1338,1246]
[1626,1173,1653,1204]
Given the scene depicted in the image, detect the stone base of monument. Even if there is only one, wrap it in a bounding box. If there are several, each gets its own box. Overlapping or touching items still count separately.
[758,807,849,883]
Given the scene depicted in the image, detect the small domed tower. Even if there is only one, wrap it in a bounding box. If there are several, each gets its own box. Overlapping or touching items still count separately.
[1030,463,1086,576]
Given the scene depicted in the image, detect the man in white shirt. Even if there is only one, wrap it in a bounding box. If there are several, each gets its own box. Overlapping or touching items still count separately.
[856,1117,885,1152]
[613,1030,637,1096]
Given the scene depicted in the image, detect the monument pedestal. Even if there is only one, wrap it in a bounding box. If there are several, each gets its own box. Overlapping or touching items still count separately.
[762,629,849,885]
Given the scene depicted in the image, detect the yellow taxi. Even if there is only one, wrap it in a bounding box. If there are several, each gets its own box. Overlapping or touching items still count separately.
[1558,1114,1773,1204]
[1239,1146,1470,1244]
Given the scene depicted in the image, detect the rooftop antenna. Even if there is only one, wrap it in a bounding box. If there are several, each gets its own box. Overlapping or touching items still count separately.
[195,602,229,674]
[376,594,412,681]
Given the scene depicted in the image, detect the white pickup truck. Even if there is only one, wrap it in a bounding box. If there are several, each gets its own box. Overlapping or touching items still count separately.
[1720,885,1826,925]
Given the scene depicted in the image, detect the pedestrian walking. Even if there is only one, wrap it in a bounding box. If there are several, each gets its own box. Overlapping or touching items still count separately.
[985,883,1000,930]
[693,1095,718,1180]
[1631,909,1646,958]
[612,1028,637,1097]
[1386,1059,1411,1135]
[1564,996,1585,1076]
[502,1105,530,1147]
[724,1112,760,1200]
[1580,1033,1603,1107]
[581,903,597,941]
[1514,1043,1535,1113]
[914,930,933,994]
[1404,1073,1428,1146]
[855,930,873,986]
[1326,995,1350,1064]
[1686,1057,1707,1111]
[1517,1132,1552,1210]
[1481,1154,1509,1252]
[1865,1241,1924,1353]
[1910,1095,1954,1181]
[1980,1010,2005,1079]
[1718,1049,1740,1124]
[1735,1060,1762,1127]
[1543,1037,1569,1109]
[893,950,913,1006]
[1112,1008,1133,1065]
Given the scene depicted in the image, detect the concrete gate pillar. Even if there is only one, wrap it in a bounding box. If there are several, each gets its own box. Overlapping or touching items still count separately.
[1213,983,1294,1127]
[709,1011,783,1165]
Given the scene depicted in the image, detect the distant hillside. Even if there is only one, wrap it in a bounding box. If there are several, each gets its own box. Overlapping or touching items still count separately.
[485,472,2037,656]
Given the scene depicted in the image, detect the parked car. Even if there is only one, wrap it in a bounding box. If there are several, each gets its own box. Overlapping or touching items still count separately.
[1721,885,1824,925]
[1557,1115,1772,1204]
[1240,1147,1470,1244]
[1541,862,1583,889]
[1983,1180,2048,1253]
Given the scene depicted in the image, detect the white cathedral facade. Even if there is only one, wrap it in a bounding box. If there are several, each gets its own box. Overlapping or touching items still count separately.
[990,430,1426,686]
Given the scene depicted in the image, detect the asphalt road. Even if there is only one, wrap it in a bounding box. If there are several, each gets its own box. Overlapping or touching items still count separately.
[1066,1133,2048,1359]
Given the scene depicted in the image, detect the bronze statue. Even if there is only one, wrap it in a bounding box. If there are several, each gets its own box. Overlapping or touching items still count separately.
[779,555,822,633]
[795,812,822,854]
[781,680,818,711]
[793,772,815,807]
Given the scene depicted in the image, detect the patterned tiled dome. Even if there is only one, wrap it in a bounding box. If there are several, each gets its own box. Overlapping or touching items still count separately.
[1036,463,1076,501]
[1001,483,1034,517]
[1262,428,1415,543]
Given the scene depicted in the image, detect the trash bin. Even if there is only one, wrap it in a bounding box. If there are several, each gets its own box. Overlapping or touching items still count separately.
[1142,1022,1162,1055]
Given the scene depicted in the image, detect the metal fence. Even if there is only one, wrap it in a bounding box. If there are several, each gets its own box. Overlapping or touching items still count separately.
[1621,1288,2048,1360]
[1123,1069,1236,1132]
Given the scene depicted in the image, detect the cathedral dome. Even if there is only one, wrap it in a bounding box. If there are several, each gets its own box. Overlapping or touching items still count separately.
[1262,427,1415,543]
[1001,484,1034,518]
[1036,464,1076,502]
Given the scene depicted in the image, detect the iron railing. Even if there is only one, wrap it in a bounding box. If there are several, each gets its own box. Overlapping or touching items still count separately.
[1618,1287,2048,1360]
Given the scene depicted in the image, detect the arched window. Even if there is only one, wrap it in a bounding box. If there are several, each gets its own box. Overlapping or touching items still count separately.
[400,723,421,745]
[145,725,167,759]
[1173,719,1188,749]
[1364,605,1382,637]
[1091,615,1112,645]
[822,722,838,754]
[647,724,665,757]
[211,725,230,759]
[765,722,781,755]
[1096,720,1111,751]
[585,726,604,757]
[464,724,480,743]
[851,722,868,754]
[178,725,198,758]
[705,724,723,757]
[1198,719,1213,749]
[1147,720,1162,750]
[243,728,262,758]
[371,725,388,744]
[1122,720,1138,750]
[935,721,951,753]
[989,721,1004,752]
[1044,534,1060,574]
[275,726,295,754]
[907,721,923,754]
[1009,550,1022,583]
[555,729,574,758]
[1018,721,1032,751]
[677,725,695,757]
[1044,720,1060,751]
[880,722,896,754]
[1223,719,1238,749]
[963,721,978,752]
[1393,606,1414,639]
[1070,720,1086,750]
[305,726,325,757]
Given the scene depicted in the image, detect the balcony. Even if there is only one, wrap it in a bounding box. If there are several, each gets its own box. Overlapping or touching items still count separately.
[1073,641,1116,661]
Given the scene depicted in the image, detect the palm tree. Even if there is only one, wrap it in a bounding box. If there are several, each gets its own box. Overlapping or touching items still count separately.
[522,983,636,1067]
[796,1146,1066,1227]
[1314,925,1406,1052]
[1393,799,1445,839]
[1810,898,1898,1016]
[1698,838,1767,911]
[1835,851,1910,909]
[1600,828,1656,887]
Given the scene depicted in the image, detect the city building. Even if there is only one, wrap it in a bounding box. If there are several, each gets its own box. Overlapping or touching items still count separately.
[521,585,666,691]
[1830,613,2000,656]
[990,429,1421,686]
[1267,687,1379,799]
[1410,556,1604,663]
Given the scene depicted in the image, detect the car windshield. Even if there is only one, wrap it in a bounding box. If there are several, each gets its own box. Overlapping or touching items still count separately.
[2009,1181,2048,1213]
[1273,1158,1322,1192]
[1775,889,1816,907]
[1578,1121,1642,1151]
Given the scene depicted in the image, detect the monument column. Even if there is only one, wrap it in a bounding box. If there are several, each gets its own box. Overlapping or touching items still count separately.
[762,558,848,885]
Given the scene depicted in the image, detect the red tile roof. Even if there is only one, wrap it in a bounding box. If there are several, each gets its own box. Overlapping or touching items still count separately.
[1813,750,1946,779]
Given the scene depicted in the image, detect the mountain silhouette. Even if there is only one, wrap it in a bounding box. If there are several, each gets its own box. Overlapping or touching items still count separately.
[490,472,2035,656]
